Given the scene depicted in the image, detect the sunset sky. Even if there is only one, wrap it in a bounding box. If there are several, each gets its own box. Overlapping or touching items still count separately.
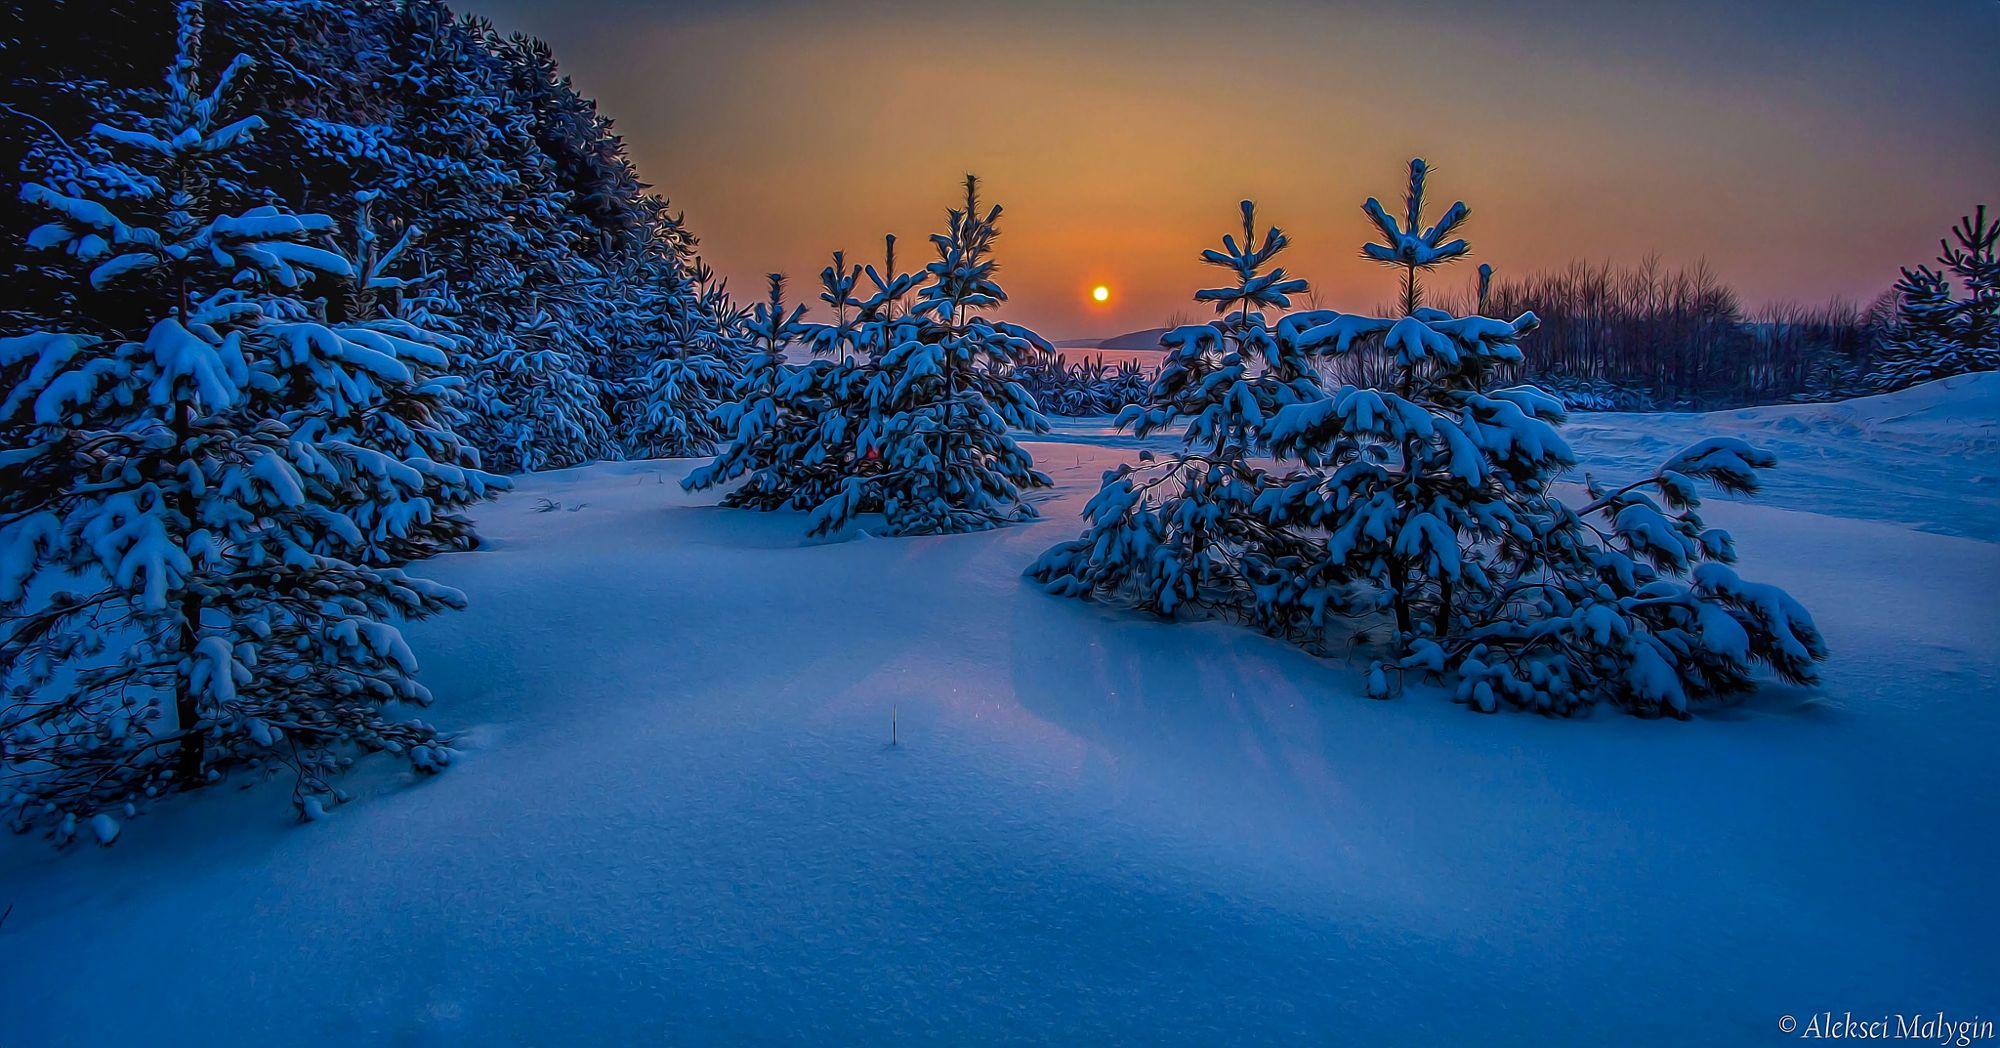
[472,0,1999,338]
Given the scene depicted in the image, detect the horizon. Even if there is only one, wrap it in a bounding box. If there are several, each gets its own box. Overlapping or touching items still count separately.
[469,0,1999,339]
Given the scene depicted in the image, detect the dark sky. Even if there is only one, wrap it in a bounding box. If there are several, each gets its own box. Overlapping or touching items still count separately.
[468,0,2000,337]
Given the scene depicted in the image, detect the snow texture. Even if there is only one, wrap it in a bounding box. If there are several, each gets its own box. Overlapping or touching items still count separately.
[1,375,1995,1043]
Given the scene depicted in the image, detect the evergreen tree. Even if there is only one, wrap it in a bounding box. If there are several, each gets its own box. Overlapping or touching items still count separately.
[686,180,1053,537]
[682,274,818,506]
[612,243,744,459]
[1034,160,1826,717]
[1872,207,1999,390]
[5,0,740,477]
[851,175,1052,535]
[0,9,497,843]
[1028,201,1328,633]
[1271,161,1826,714]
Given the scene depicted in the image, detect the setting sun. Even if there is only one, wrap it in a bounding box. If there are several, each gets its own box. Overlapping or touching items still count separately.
[1091,285,1110,303]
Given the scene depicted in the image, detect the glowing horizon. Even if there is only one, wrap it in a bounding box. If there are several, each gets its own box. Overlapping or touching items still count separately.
[471,0,1998,339]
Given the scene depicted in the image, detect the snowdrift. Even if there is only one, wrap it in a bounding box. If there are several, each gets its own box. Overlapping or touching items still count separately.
[0,381,1994,1045]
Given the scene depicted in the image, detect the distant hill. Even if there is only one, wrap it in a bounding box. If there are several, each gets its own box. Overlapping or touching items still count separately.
[1052,326,1169,351]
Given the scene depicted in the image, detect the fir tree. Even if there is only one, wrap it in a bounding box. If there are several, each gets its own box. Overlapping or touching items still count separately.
[1028,200,1326,632]
[1267,161,1827,714]
[1872,207,1999,390]
[4,0,738,478]
[682,274,818,507]
[852,175,1052,535]
[614,248,744,459]
[0,8,498,843]
[686,179,1053,537]
[1035,160,1826,717]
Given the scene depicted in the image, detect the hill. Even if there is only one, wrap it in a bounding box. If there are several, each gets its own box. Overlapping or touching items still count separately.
[1053,326,1169,351]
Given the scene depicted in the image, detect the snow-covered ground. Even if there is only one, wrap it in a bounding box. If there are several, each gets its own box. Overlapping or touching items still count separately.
[1049,371,2000,542]
[3,377,1996,1045]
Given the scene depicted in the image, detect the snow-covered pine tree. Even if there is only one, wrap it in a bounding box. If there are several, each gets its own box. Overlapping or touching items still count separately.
[1028,201,1330,634]
[778,251,881,507]
[841,175,1052,535]
[1872,207,1999,390]
[859,233,922,340]
[1260,159,1825,715]
[686,182,1052,538]
[326,189,504,566]
[353,3,619,473]
[614,250,745,459]
[1034,160,1825,717]
[681,273,819,506]
[8,0,737,477]
[1873,266,1967,389]
[0,8,498,844]
[783,237,925,534]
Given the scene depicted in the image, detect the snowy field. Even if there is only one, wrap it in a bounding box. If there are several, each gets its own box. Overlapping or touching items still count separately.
[1049,371,2000,542]
[2,377,1997,1045]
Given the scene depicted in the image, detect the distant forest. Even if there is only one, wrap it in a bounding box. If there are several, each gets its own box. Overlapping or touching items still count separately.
[1036,231,1994,415]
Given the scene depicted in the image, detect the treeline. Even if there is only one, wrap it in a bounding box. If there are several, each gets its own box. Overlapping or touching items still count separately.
[1470,259,1886,408]
[1117,255,1945,415]
[1037,253,1950,418]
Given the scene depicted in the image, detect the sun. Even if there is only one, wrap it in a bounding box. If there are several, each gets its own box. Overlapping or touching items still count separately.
[1091,285,1110,303]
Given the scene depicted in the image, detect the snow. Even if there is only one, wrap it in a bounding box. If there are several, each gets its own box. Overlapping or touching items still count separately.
[1052,370,2000,541]
[2,383,1997,1043]
[1565,371,2000,540]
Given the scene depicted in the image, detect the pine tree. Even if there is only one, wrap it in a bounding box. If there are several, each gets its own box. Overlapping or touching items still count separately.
[1938,205,1999,353]
[0,8,498,844]
[613,244,744,459]
[1034,160,1826,717]
[6,0,735,478]
[1872,207,1999,390]
[1028,201,1327,632]
[682,274,818,507]
[851,175,1052,535]
[686,180,1053,537]
[1264,160,1826,714]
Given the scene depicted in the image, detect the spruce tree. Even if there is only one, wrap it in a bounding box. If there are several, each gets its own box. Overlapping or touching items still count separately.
[686,179,1053,537]
[682,274,817,506]
[1034,160,1826,717]
[1028,201,1328,632]
[853,175,1051,535]
[614,246,744,459]
[0,8,497,843]
[1872,207,1999,390]
[5,0,739,478]
[1267,161,1826,714]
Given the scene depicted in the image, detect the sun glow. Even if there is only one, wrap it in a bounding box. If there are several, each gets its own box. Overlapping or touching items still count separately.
[1091,285,1110,303]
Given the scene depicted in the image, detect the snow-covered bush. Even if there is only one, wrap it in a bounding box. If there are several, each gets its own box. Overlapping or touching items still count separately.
[1525,375,1659,412]
[687,179,1053,536]
[1032,161,1827,717]
[1017,354,1154,416]
[0,11,500,844]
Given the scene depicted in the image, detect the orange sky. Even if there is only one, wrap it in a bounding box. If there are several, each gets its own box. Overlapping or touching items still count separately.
[473,0,1999,338]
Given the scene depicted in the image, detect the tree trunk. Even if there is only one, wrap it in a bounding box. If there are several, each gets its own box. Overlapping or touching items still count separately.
[1388,556,1414,649]
[171,402,203,787]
